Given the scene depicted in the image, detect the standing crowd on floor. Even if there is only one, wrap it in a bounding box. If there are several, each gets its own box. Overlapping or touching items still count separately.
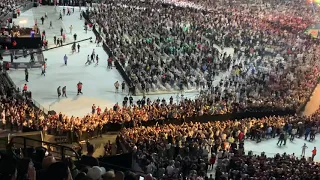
[116,111,320,179]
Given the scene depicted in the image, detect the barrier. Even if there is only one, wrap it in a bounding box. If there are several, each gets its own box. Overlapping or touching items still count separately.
[82,11,134,92]
[3,71,49,114]
[40,108,296,143]
[10,136,81,161]
[4,70,20,90]
[31,98,49,114]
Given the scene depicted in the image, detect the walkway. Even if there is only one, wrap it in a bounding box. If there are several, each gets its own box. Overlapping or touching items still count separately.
[303,83,320,116]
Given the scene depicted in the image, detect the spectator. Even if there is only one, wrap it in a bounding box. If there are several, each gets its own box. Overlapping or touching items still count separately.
[46,162,71,180]
[37,156,57,180]
[87,166,106,180]
[80,144,99,167]
[0,154,17,180]
[64,157,80,179]
[102,169,115,180]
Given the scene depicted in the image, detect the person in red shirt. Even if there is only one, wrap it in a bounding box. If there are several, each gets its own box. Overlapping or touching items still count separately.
[97,106,101,115]
[43,39,47,48]
[5,62,10,70]
[23,84,28,95]
[107,57,112,69]
[77,82,83,95]
[312,147,317,161]
[238,131,244,142]
[208,154,216,170]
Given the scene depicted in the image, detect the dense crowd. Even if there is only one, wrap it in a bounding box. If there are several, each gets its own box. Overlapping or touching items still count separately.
[0,73,47,132]
[2,0,320,179]
[215,151,320,179]
[0,0,26,16]
[1,0,319,139]
[0,0,319,140]
[116,110,320,178]
[2,110,320,180]
[0,142,148,180]
[88,0,320,113]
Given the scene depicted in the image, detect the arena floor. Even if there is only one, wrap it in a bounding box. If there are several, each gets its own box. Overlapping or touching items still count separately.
[6,5,320,164]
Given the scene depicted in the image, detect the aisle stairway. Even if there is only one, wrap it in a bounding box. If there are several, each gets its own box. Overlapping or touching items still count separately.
[303,83,320,116]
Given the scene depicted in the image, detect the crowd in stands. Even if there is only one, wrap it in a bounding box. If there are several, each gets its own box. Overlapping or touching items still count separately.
[215,150,320,179]
[0,0,26,16]
[88,0,320,113]
[2,95,320,180]
[116,110,320,179]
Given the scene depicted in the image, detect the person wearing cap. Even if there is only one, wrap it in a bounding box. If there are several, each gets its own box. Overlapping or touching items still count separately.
[102,170,115,180]
[46,162,70,180]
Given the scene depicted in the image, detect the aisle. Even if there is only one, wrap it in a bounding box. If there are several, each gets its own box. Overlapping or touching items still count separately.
[303,83,320,116]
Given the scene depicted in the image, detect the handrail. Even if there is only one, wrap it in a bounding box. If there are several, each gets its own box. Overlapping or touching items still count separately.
[10,136,81,161]
[9,136,146,175]
[30,98,49,114]
[3,71,18,92]
[9,135,145,175]
[0,136,9,150]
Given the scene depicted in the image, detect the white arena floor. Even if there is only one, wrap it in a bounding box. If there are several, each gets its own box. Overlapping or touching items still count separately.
[6,5,320,162]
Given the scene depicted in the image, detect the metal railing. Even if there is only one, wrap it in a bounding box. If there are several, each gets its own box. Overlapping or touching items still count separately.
[8,135,145,175]
[246,150,279,157]
[3,71,18,91]
[0,135,9,150]
[10,136,81,161]
[31,98,49,114]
